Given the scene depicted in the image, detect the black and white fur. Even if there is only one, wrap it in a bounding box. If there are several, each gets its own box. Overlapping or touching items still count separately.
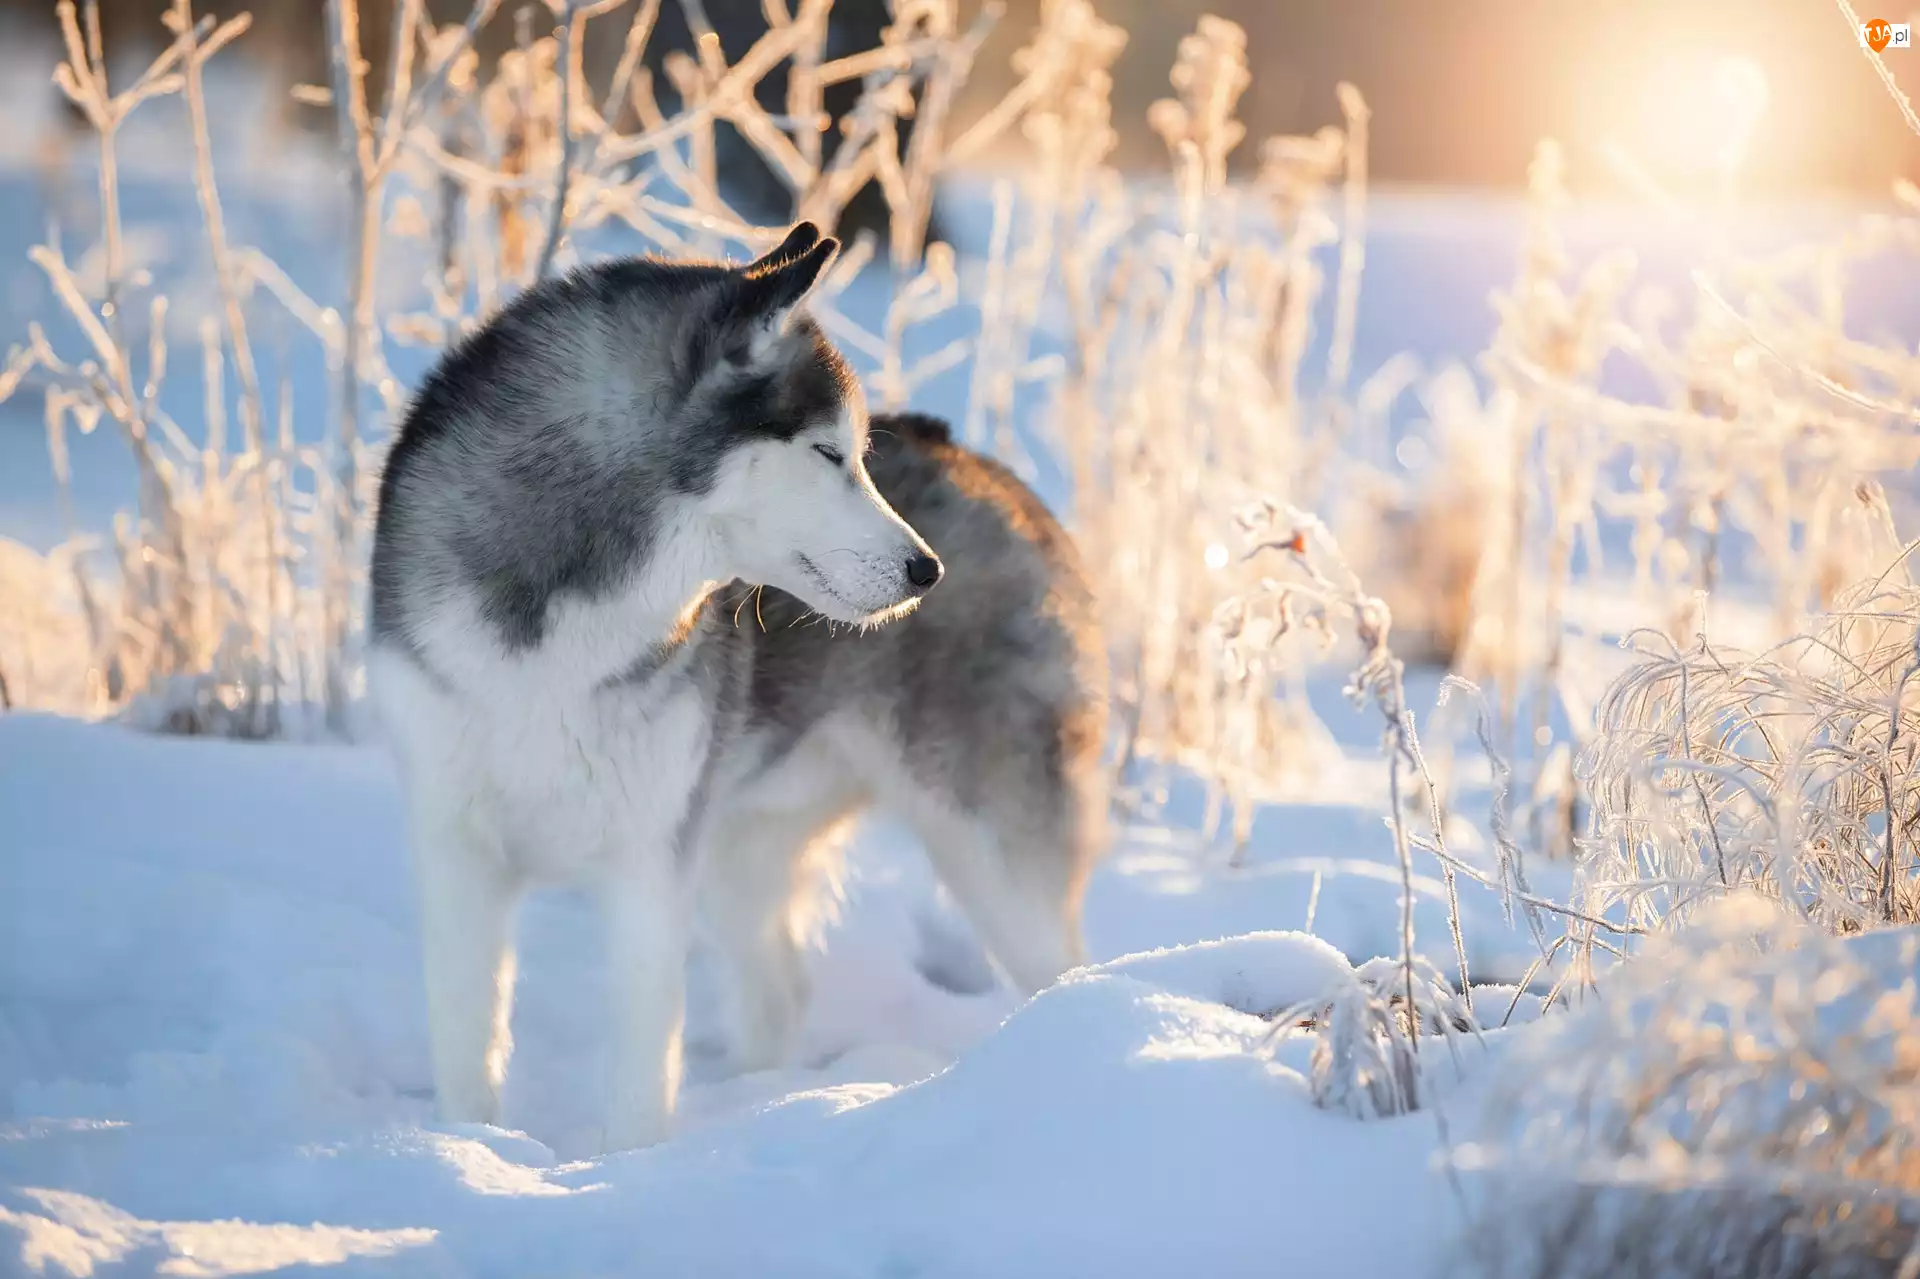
[368,223,1106,1152]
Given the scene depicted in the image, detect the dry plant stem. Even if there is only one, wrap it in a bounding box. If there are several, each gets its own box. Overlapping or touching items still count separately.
[1400,695,1474,1009]
[534,0,579,280]
[52,2,191,670]
[172,0,279,727]
[1239,511,1476,1029]
[1532,409,1585,860]
[1451,676,1552,950]
[960,179,1013,446]
[1501,935,1564,1027]
[1322,82,1367,399]
[596,0,661,141]
[171,1,262,454]
[785,0,825,171]
[323,0,389,726]
[890,6,1000,271]
[1674,631,1733,890]
[1296,85,1370,499]
[1693,270,1920,422]
[1388,710,1421,1041]
[1835,0,1920,138]
[324,0,379,457]
[406,0,502,139]
[1879,657,1919,919]
[1410,834,1644,939]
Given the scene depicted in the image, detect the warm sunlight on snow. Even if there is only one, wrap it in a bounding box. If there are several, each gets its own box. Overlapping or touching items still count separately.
[4,0,1920,1275]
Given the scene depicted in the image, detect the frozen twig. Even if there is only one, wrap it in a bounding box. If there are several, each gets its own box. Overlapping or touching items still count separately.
[533,0,579,280]
[1834,0,1920,138]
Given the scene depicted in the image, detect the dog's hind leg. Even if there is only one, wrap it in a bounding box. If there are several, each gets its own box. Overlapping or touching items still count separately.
[893,748,1106,997]
[697,781,862,1074]
[412,806,522,1129]
[905,800,1093,997]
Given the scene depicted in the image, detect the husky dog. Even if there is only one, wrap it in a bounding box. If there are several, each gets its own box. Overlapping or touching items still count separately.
[367,223,1106,1152]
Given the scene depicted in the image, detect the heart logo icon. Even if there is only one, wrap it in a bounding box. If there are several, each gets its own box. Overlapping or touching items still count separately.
[1867,18,1893,51]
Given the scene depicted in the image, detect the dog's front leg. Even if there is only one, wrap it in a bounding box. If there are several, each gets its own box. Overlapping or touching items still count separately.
[600,858,690,1152]
[413,817,522,1129]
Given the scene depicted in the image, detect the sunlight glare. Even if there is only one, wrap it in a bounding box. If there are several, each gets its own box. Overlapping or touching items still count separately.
[1613,50,1772,190]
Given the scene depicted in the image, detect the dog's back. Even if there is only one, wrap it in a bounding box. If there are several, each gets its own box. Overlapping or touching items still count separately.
[745,412,1106,823]
[695,412,1109,1070]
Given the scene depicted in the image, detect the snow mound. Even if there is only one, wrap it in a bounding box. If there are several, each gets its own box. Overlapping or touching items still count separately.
[0,714,1482,1276]
[1,936,1448,1277]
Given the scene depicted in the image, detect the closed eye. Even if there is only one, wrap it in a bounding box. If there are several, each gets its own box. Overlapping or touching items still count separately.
[811,443,845,467]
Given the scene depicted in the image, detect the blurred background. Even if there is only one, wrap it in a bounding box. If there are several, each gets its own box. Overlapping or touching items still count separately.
[2,0,1916,202]
[7,0,1920,559]
[7,0,1920,730]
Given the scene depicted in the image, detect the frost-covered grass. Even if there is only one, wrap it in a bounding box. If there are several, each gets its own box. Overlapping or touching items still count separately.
[1580,574,1920,934]
[1,0,1135,733]
[1464,897,1920,1279]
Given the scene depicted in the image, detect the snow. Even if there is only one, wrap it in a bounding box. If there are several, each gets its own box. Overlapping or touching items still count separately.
[0,707,1529,1277]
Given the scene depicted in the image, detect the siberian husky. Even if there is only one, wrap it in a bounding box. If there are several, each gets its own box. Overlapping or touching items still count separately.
[367,223,1107,1151]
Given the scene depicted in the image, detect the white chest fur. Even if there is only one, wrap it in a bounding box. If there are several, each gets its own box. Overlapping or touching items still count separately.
[368,594,718,884]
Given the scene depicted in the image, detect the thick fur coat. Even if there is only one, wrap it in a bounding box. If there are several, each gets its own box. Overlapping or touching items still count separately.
[368,224,1105,1151]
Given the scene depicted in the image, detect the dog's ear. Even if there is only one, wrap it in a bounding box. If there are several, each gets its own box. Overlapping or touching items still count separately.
[747,222,823,274]
[735,230,838,333]
[702,229,839,367]
[677,226,840,395]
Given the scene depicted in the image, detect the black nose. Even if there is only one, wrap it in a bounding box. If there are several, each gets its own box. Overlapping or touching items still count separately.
[905,552,943,591]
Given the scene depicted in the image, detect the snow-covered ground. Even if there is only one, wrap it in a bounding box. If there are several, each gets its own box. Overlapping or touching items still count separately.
[1,708,1539,1277]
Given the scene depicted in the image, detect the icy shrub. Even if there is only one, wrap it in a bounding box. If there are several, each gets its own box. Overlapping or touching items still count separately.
[1042,36,1378,823]
[0,537,97,715]
[1464,896,1920,1279]
[1279,953,1473,1120]
[1218,501,1488,1115]
[1577,572,1920,935]
[1339,361,1515,670]
[1353,108,1920,861]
